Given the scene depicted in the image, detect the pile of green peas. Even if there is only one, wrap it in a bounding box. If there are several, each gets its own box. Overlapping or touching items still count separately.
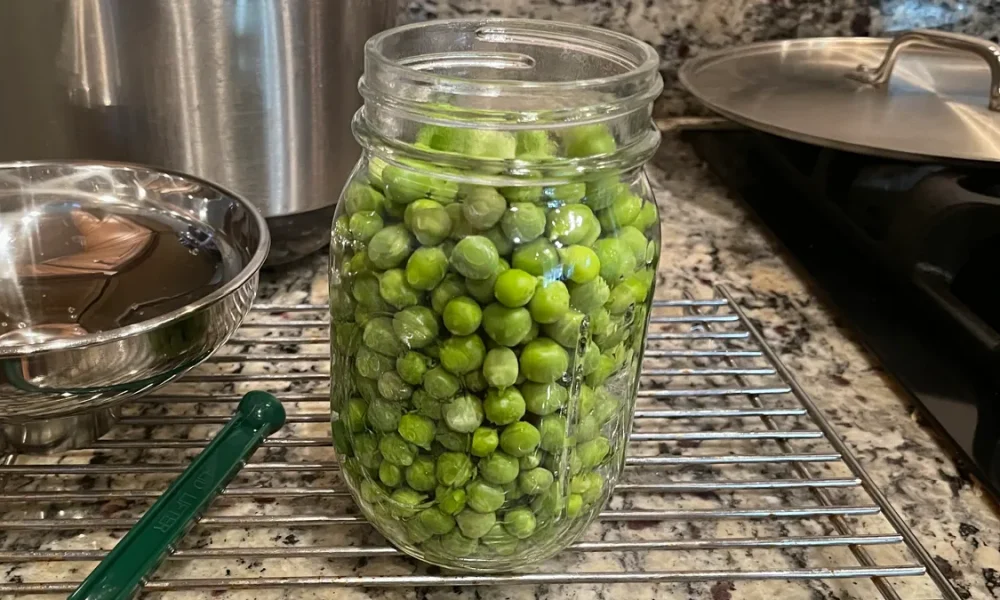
[330,123,659,566]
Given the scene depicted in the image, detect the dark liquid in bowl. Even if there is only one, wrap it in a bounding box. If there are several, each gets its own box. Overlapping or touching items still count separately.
[0,206,228,341]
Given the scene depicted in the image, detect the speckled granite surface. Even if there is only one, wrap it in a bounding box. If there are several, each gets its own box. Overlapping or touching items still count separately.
[400,0,1000,115]
[2,134,997,599]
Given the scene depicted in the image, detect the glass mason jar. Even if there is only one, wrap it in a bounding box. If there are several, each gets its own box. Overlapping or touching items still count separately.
[330,19,663,571]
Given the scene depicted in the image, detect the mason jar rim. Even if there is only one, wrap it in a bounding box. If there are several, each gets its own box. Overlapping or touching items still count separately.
[364,18,661,95]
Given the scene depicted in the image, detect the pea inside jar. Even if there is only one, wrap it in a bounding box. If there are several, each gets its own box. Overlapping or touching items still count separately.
[330,18,663,571]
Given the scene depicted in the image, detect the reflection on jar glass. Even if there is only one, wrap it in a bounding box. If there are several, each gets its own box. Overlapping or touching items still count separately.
[329,18,663,571]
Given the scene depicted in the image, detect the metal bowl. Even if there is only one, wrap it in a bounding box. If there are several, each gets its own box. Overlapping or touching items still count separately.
[0,161,269,453]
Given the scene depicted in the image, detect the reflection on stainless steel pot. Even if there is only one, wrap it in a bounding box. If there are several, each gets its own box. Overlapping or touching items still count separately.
[0,0,395,265]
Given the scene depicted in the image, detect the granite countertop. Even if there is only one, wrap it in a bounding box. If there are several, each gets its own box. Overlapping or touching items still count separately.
[3,135,999,599]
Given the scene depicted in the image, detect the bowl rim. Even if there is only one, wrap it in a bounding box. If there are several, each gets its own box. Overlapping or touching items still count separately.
[0,159,271,358]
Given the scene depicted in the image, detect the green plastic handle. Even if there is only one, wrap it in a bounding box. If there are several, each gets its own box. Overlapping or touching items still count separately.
[69,391,287,600]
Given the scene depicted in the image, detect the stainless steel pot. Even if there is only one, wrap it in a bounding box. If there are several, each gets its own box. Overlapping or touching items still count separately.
[0,0,395,265]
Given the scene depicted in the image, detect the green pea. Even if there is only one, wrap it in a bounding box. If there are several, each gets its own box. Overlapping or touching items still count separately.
[464,370,489,393]
[377,371,412,402]
[342,397,367,433]
[500,184,543,203]
[354,432,382,469]
[565,493,584,518]
[521,381,567,416]
[518,467,554,495]
[436,420,471,452]
[379,432,416,467]
[435,451,474,487]
[518,449,543,470]
[482,523,519,555]
[572,471,605,504]
[538,414,567,453]
[528,280,569,324]
[349,211,383,242]
[501,202,547,243]
[499,421,541,457]
[511,238,560,277]
[481,303,533,347]
[583,176,620,211]
[479,451,520,485]
[544,182,586,203]
[442,296,482,336]
[389,488,426,519]
[576,414,600,443]
[362,317,403,357]
[368,224,414,269]
[392,306,438,349]
[521,321,539,345]
[418,507,456,536]
[502,507,537,539]
[355,346,395,380]
[424,366,461,400]
[396,352,430,386]
[581,340,600,375]
[352,273,385,308]
[515,130,556,156]
[406,456,437,492]
[451,235,500,280]
[594,391,621,424]
[359,479,387,504]
[446,202,477,240]
[620,272,651,304]
[465,256,507,304]
[344,182,385,215]
[440,334,486,375]
[633,200,659,233]
[456,509,497,539]
[578,436,611,469]
[598,190,641,231]
[466,480,506,513]
[520,338,569,383]
[405,246,449,291]
[462,186,507,229]
[544,310,586,348]
[589,307,612,339]
[379,462,403,488]
[430,274,466,314]
[484,387,526,426]
[379,269,419,309]
[382,160,458,204]
[438,529,478,557]
[483,347,518,388]
[471,426,499,457]
[397,413,435,450]
[559,245,601,283]
[443,394,484,433]
[436,486,467,515]
[493,268,537,307]
[586,353,617,386]
[606,281,637,314]
[593,238,637,282]
[563,124,616,158]
[428,127,517,159]
[482,225,514,256]
[614,226,648,264]
[546,204,595,246]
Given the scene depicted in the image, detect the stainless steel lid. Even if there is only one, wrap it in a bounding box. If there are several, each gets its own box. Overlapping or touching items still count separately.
[679,30,1000,163]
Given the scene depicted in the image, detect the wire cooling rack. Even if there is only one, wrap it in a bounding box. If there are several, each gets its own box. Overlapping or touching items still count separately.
[0,286,960,599]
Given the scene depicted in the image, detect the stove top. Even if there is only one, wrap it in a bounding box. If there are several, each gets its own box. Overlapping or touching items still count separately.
[684,127,1000,499]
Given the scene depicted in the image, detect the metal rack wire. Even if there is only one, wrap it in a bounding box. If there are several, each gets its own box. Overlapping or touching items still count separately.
[0,287,960,598]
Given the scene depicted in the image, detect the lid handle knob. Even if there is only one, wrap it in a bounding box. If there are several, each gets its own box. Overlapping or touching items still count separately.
[847,29,1000,112]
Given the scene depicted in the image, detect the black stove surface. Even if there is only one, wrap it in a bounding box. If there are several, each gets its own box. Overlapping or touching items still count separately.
[684,129,1000,499]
